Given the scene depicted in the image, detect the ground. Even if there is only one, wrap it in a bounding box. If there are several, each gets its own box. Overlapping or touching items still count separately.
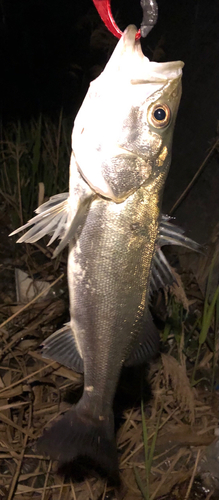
[0,196,218,499]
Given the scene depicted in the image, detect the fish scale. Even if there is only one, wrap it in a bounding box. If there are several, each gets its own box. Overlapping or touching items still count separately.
[67,169,164,415]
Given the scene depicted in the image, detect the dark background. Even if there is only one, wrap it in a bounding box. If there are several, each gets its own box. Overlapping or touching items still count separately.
[1,0,219,242]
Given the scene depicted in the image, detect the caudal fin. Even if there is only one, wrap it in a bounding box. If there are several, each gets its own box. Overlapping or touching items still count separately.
[37,404,119,483]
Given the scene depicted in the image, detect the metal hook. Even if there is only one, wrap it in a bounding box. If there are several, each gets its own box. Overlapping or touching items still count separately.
[92,0,158,40]
[140,0,158,38]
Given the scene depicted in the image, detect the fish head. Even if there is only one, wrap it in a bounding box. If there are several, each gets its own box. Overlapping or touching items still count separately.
[72,25,184,202]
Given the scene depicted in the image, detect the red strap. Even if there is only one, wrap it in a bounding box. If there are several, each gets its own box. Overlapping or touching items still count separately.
[92,0,141,39]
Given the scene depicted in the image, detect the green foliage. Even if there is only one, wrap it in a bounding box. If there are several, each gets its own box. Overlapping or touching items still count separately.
[191,251,219,385]
[160,253,218,389]
[135,374,163,500]
[161,294,185,344]
[136,252,219,498]
[0,111,71,226]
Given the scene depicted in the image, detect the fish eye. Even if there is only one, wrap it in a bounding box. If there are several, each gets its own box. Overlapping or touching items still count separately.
[148,104,171,129]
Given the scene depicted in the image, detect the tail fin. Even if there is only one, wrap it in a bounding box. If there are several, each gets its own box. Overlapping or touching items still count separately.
[37,404,119,483]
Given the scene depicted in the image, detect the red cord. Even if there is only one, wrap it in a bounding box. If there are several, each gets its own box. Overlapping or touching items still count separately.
[92,0,141,39]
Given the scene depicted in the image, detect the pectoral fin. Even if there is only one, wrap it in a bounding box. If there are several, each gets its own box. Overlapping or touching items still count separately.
[150,247,175,296]
[10,193,69,244]
[52,194,94,258]
[41,323,84,374]
[158,215,201,251]
[10,192,95,257]
[149,215,201,295]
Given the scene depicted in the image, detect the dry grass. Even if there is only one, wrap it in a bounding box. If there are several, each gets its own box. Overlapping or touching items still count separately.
[0,221,218,499]
[0,332,217,500]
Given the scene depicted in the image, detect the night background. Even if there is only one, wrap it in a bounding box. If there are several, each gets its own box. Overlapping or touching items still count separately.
[0,0,219,241]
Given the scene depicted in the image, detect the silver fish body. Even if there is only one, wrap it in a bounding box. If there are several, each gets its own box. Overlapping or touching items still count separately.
[66,25,183,414]
[68,162,165,412]
[10,25,184,480]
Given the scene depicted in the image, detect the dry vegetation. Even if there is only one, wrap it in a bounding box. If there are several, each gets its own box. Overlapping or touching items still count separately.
[0,118,218,499]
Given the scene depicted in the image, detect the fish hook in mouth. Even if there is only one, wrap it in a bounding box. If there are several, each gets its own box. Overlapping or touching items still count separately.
[92,0,158,39]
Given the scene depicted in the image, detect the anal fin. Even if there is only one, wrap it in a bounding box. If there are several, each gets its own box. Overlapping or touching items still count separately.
[41,323,84,373]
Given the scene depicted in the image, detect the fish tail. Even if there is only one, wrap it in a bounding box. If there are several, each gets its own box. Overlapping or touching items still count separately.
[37,402,119,483]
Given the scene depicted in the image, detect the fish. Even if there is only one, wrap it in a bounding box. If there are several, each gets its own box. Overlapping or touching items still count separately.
[10,25,186,481]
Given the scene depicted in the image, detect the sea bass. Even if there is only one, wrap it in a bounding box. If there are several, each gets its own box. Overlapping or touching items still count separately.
[11,25,185,480]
